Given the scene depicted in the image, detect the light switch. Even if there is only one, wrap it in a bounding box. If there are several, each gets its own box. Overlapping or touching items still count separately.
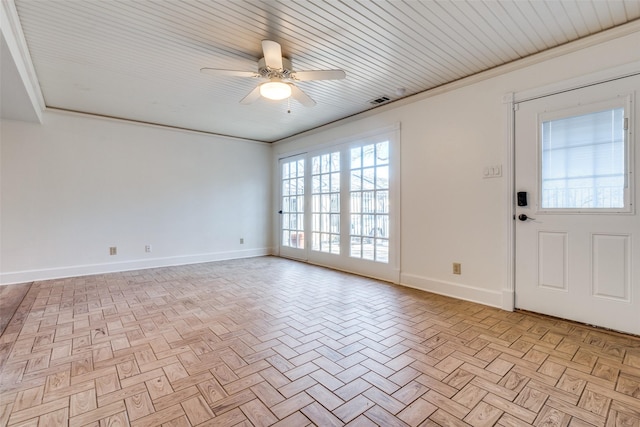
[483,164,502,179]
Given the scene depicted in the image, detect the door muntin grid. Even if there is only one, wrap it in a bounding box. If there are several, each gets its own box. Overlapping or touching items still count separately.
[281,158,305,249]
[311,152,340,254]
[350,141,389,262]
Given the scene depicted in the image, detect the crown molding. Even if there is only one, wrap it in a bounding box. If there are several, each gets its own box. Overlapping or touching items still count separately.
[1,0,45,121]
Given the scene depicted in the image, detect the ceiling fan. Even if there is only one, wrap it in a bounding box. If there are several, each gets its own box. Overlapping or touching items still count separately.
[201,40,346,107]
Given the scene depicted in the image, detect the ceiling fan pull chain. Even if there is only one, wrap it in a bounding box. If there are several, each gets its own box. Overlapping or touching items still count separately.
[288,97,291,114]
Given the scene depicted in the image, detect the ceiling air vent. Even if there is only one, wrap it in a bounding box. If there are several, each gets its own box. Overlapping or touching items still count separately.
[369,96,390,105]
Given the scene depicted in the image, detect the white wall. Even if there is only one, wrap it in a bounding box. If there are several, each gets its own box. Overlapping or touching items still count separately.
[0,111,272,284]
[2,28,638,303]
[273,30,640,309]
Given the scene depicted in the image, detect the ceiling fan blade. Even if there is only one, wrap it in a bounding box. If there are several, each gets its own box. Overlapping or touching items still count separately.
[240,85,262,105]
[291,69,346,81]
[261,40,283,70]
[290,85,316,107]
[200,68,260,78]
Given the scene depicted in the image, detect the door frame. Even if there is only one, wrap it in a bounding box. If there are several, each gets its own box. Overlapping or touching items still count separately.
[504,60,640,312]
[274,124,401,284]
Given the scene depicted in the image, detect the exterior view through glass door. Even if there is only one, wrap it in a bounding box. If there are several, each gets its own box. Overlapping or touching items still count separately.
[350,142,389,263]
[514,75,640,335]
[311,151,340,254]
[278,126,399,283]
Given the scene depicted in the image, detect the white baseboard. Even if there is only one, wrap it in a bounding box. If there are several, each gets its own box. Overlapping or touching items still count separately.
[400,273,503,308]
[0,248,270,285]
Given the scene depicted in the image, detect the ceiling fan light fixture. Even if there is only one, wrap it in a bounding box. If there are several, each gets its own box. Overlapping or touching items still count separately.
[260,81,291,100]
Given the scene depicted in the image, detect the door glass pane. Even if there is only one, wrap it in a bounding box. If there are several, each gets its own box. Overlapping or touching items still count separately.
[363,168,375,190]
[541,107,625,209]
[350,141,390,262]
[351,193,361,213]
[376,166,389,189]
[376,142,389,165]
[376,239,389,263]
[281,158,305,248]
[311,151,340,254]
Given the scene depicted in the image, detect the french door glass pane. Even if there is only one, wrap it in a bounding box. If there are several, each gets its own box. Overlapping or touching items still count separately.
[541,107,625,209]
[281,159,305,248]
[350,141,390,262]
[311,151,340,254]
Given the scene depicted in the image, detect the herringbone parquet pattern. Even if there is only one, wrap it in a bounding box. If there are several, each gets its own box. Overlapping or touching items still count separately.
[1,256,639,426]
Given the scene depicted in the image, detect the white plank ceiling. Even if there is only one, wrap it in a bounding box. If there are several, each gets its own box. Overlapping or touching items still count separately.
[12,0,640,142]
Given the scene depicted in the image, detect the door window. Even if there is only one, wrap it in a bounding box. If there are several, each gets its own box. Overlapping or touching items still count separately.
[350,142,389,262]
[311,152,340,254]
[540,103,629,211]
[281,158,305,249]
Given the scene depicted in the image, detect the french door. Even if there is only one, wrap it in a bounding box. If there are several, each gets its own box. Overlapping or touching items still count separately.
[278,128,400,283]
[514,75,640,335]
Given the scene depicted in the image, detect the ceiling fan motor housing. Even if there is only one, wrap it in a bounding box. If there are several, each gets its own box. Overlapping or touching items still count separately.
[258,57,293,79]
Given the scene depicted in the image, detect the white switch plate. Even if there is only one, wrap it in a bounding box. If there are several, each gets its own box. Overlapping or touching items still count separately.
[483,164,502,178]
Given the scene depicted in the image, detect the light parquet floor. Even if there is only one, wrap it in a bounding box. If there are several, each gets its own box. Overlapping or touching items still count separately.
[0,283,31,337]
[1,256,639,427]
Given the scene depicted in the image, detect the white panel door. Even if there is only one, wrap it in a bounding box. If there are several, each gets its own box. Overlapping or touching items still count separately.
[515,75,640,335]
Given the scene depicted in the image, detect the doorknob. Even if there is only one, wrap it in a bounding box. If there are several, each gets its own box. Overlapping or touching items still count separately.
[518,214,535,221]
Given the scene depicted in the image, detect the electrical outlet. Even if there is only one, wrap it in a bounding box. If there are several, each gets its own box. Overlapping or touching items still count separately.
[240,238,244,244]
[453,262,461,275]
[109,246,117,256]
[145,245,152,253]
